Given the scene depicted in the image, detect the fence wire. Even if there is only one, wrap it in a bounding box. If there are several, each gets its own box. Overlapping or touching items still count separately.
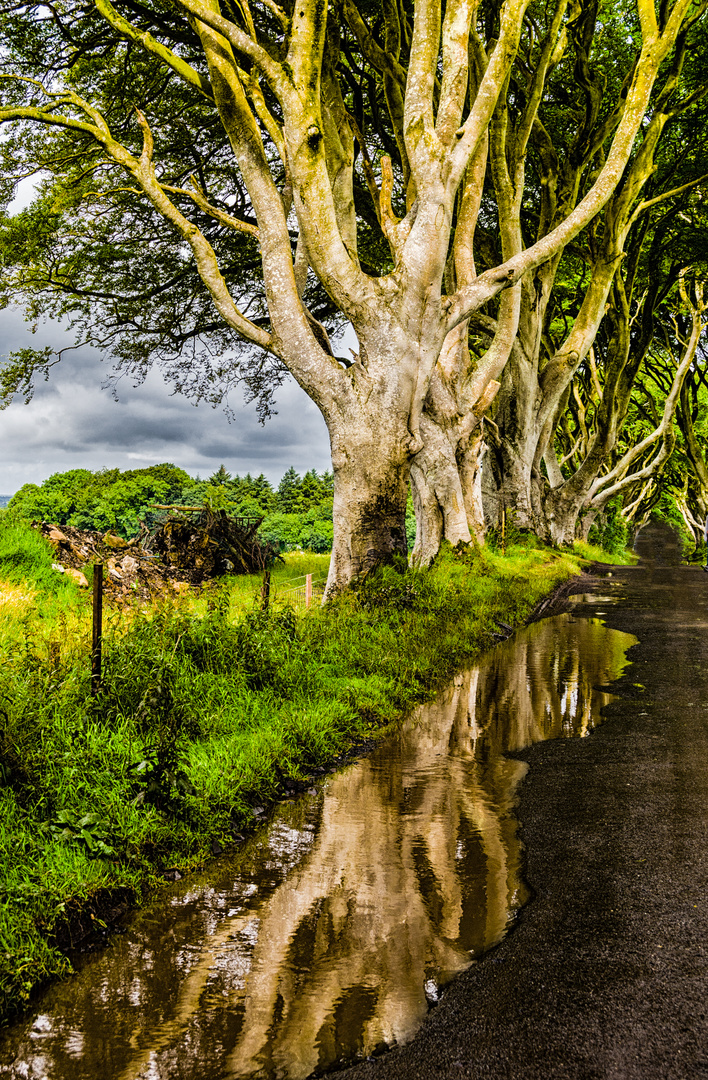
[278,572,327,610]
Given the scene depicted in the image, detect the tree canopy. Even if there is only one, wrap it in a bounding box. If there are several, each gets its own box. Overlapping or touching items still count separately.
[1,0,707,583]
[6,462,337,549]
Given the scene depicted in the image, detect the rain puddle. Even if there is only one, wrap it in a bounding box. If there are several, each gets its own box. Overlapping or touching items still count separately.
[1,613,636,1080]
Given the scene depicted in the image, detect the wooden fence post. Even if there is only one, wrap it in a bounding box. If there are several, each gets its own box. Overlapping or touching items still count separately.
[261,568,271,610]
[91,563,103,696]
[305,573,312,609]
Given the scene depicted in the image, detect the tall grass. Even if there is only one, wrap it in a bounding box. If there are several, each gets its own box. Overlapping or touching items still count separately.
[0,521,585,1023]
[0,518,84,604]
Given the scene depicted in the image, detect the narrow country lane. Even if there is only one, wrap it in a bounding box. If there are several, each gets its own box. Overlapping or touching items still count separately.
[332,523,708,1080]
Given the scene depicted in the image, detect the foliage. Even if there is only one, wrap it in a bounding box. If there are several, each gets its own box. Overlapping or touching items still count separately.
[40,811,116,859]
[259,504,334,554]
[587,500,629,557]
[8,464,191,538]
[7,464,338,552]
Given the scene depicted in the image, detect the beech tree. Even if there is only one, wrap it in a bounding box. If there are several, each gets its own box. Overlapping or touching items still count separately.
[0,0,700,590]
[555,270,707,539]
[580,276,708,541]
[410,2,708,557]
[674,361,708,536]
[533,93,708,543]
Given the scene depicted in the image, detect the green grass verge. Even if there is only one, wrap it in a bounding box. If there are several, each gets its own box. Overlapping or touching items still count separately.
[571,539,637,566]
[0,529,590,1023]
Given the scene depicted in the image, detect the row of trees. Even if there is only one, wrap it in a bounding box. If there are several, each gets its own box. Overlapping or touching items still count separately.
[1,0,707,588]
[6,464,338,550]
[207,464,334,513]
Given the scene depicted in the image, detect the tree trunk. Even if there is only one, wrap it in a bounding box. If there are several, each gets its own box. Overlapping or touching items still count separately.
[325,413,413,596]
[410,415,473,566]
[458,426,488,545]
[542,496,581,546]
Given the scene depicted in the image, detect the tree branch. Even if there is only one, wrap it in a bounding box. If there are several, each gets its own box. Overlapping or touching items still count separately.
[590,276,706,504]
[94,0,214,99]
[446,0,695,328]
[161,180,260,237]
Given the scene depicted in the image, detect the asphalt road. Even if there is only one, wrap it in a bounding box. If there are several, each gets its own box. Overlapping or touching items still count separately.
[331,524,708,1080]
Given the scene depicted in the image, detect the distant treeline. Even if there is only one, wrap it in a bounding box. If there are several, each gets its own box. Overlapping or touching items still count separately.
[6,464,337,553]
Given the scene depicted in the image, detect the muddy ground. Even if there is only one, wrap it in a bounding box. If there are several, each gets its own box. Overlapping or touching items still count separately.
[332,523,708,1080]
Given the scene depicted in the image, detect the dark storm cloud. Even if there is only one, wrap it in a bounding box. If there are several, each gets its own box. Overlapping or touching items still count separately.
[77,404,203,448]
[0,308,332,494]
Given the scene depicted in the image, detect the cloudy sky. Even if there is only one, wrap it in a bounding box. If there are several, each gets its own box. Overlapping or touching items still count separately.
[0,305,334,497]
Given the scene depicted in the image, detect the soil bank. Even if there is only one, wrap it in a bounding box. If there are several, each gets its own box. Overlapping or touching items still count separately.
[332,523,708,1080]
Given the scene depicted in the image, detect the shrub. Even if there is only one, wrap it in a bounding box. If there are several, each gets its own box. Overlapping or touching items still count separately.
[587,500,629,556]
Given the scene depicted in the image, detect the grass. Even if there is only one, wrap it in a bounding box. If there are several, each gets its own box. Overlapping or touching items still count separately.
[0,519,604,1024]
[571,539,637,566]
[187,550,331,619]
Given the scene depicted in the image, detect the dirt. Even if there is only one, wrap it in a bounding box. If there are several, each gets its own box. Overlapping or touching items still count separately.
[525,570,599,623]
[39,522,192,602]
[330,522,708,1080]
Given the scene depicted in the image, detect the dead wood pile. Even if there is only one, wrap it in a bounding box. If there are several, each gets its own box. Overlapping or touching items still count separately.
[148,507,279,579]
[36,509,279,602]
[38,523,187,601]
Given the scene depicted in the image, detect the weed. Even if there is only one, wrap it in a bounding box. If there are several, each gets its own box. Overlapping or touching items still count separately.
[40,811,116,859]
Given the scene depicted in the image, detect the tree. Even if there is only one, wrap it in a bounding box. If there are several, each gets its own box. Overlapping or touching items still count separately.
[208,464,233,485]
[674,359,708,539]
[0,0,698,591]
[299,468,324,508]
[411,4,708,557]
[576,275,707,535]
[8,462,192,535]
[276,466,303,512]
[534,83,708,543]
[584,279,708,543]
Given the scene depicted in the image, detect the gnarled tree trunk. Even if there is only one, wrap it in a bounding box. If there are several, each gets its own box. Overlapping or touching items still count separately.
[326,416,411,591]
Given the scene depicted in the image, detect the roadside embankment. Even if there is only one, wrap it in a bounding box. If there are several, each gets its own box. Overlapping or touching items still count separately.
[0,522,624,1023]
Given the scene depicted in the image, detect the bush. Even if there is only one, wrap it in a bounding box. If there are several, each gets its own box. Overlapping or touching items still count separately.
[587,500,629,556]
[259,501,334,552]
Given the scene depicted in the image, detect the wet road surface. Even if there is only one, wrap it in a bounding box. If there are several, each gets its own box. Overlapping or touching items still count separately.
[332,524,708,1080]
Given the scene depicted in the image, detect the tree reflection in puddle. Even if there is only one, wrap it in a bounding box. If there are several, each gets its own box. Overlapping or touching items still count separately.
[1,615,636,1080]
